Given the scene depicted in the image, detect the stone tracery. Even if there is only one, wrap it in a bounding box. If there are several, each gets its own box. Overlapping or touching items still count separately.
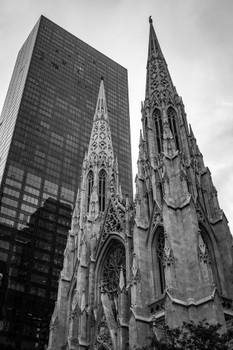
[101,243,126,295]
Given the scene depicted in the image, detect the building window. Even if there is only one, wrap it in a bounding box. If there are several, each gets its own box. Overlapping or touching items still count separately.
[87,171,94,213]
[99,169,106,212]
[167,107,179,150]
[152,229,166,297]
[153,109,163,153]
[198,227,221,291]
[156,231,166,294]
[101,241,126,294]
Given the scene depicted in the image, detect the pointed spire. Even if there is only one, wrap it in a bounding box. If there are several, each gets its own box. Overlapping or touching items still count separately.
[87,78,114,165]
[189,124,195,139]
[94,77,108,121]
[148,16,165,62]
[146,17,176,104]
[138,129,145,162]
[139,129,143,144]
[119,267,125,291]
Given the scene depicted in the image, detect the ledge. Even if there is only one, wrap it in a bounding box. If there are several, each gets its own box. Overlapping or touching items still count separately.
[166,288,217,307]
[164,193,191,209]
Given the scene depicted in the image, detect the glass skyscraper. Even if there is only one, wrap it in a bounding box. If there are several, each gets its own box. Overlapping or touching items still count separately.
[0,16,132,349]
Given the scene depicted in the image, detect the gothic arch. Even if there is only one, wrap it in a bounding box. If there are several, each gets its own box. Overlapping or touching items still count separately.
[93,237,127,350]
[152,108,163,153]
[198,223,222,292]
[167,107,180,151]
[95,236,126,302]
[152,227,166,298]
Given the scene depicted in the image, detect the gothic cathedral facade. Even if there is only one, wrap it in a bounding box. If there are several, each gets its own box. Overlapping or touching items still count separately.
[47,18,233,350]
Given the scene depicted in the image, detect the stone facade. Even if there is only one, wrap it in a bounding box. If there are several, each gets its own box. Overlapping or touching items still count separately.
[47,18,233,350]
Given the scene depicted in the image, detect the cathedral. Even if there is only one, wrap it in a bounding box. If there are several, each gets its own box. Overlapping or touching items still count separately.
[47,18,233,350]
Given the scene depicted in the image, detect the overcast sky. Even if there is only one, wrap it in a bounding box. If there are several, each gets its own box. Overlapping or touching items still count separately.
[0,0,233,230]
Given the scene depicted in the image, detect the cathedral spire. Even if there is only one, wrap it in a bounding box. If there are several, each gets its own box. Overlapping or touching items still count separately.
[94,76,108,122]
[146,17,176,104]
[87,77,114,166]
[148,16,165,62]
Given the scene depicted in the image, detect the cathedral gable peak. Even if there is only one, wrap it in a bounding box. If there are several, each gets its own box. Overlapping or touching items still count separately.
[95,197,126,257]
[102,198,125,238]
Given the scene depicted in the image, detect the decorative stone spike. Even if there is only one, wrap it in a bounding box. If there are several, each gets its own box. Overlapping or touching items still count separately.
[119,267,125,291]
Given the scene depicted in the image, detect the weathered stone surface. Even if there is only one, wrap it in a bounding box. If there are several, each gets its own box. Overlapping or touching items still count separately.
[47,19,233,350]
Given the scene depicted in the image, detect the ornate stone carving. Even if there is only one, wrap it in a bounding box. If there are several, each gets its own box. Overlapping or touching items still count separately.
[149,296,166,315]
[86,80,114,168]
[147,53,177,107]
[157,232,174,267]
[143,160,152,178]
[130,253,141,285]
[153,211,163,228]
[196,208,207,224]
[102,202,124,242]
[198,232,211,264]
[94,316,113,350]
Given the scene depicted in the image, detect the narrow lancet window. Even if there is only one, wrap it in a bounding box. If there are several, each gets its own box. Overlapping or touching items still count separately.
[156,231,166,294]
[167,107,179,150]
[87,171,94,213]
[198,227,221,291]
[99,169,106,212]
[153,109,163,153]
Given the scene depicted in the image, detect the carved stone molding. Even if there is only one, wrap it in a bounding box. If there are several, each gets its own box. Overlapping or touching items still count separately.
[130,253,141,285]
[102,201,124,242]
[148,295,166,316]
[198,231,211,264]
[94,316,113,350]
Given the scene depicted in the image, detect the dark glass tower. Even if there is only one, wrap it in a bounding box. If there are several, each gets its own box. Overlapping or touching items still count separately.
[0,16,132,349]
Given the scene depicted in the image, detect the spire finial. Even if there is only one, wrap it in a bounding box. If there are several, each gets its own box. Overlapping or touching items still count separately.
[149,16,153,24]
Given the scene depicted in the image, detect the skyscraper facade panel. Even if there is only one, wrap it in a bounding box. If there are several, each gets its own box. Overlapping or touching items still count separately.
[0,15,132,349]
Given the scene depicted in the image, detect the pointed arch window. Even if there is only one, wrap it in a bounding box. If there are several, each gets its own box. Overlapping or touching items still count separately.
[167,107,180,150]
[152,229,166,298]
[153,109,163,153]
[198,226,221,292]
[99,169,106,212]
[87,171,94,213]
[101,241,126,295]
[156,231,166,294]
